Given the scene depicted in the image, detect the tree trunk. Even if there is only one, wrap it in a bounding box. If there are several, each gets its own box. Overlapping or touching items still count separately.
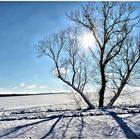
[58,76,95,109]
[108,92,120,107]
[77,89,95,109]
[108,82,125,107]
[99,66,106,107]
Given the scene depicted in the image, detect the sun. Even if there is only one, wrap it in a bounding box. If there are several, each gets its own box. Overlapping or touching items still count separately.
[80,32,95,49]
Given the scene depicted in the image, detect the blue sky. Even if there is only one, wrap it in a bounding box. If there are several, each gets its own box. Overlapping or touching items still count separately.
[0,1,86,94]
[0,1,139,94]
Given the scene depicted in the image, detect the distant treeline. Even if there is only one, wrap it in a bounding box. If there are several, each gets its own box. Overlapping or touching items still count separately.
[0,94,30,97]
[0,92,68,97]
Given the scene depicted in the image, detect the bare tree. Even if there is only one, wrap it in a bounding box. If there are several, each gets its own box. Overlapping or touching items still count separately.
[68,2,140,107]
[36,27,95,109]
[107,37,140,107]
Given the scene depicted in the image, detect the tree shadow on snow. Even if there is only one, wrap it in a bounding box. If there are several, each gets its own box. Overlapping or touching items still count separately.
[0,114,63,138]
[40,115,63,139]
[0,112,86,139]
[78,114,86,138]
[1,109,139,139]
[103,109,139,139]
[61,115,74,138]
[40,113,86,139]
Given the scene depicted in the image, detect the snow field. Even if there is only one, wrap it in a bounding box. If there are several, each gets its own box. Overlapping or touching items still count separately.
[0,92,139,139]
[0,105,140,139]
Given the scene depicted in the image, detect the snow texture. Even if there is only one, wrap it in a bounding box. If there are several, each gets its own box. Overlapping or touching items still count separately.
[0,93,140,139]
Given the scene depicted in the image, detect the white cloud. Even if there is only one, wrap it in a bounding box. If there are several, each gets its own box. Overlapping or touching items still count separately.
[0,83,49,94]
[0,88,5,91]
[20,83,25,87]
[39,85,47,89]
[9,83,25,90]
[52,68,68,77]
[26,84,37,89]
[12,86,17,89]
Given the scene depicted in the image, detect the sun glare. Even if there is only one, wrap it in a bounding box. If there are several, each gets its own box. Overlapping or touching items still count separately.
[80,32,95,49]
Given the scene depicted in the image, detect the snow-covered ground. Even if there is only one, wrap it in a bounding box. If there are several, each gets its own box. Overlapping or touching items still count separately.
[0,93,74,110]
[0,92,140,139]
[0,92,139,110]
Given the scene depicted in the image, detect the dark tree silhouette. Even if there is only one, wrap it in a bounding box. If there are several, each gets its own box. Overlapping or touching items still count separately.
[69,2,140,107]
[108,37,140,107]
[36,2,140,108]
[37,27,95,109]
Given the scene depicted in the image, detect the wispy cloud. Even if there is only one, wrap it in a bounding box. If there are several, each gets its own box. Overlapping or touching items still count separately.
[20,83,25,87]
[12,86,17,89]
[52,68,68,77]
[39,85,47,89]
[0,88,5,91]
[0,83,49,94]
[11,83,25,90]
[26,84,37,89]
